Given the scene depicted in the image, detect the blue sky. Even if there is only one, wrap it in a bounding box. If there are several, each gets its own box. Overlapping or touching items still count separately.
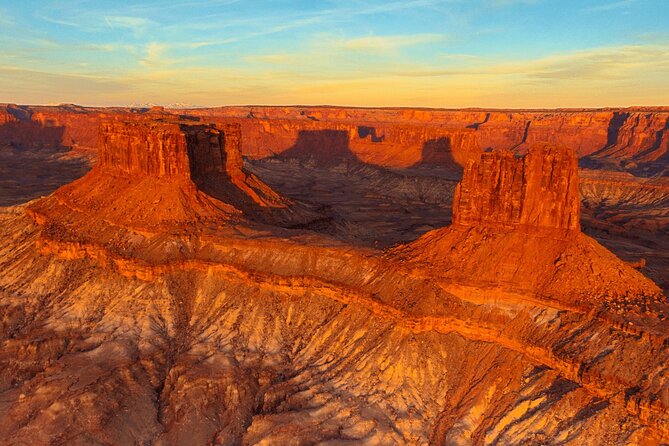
[0,0,667,107]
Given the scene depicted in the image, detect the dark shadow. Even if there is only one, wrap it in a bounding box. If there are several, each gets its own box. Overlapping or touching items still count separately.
[245,130,459,246]
[582,112,631,163]
[467,112,490,129]
[579,112,631,173]
[511,121,531,150]
[300,110,319,121]
[605,112,630,149]
[411,136,465,180]
[0,117,91,206]
[357,126,384,142]
[278,129,362,167]
[628,117,669,177]
[0,111,66,149]
[582,112,669,177]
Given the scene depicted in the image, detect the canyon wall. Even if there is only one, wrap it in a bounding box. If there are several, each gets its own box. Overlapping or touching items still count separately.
[452,143,580,231]
[200,116,481,168]
[2,104,668,174]
[189,106,669,173]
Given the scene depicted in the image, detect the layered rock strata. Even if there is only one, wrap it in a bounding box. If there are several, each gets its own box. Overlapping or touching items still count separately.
[2,110,669,445]
[3,104,669,174]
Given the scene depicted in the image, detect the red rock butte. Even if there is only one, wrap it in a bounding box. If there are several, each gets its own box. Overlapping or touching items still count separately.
[453,143,580,232]
[392,142,660,304]
[2,105,669,445]
[98,120,243,181]
[26,118,298,233]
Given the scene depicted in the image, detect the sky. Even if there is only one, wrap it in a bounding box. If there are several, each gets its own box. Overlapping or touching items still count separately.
[0,0,668,108]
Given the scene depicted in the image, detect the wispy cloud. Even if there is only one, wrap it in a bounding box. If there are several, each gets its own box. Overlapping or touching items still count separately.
[517,44,669,81]
[37,11,155,35]
[581,0,637,12]
[103,15,154,34]
[140,42,169,67]
[245,54,299,65]
[384,43,669,82]
[0,9,13,27]
[337,34,446,52]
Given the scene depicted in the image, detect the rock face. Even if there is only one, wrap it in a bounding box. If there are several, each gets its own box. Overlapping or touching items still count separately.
[3,104,669,174]
[452,143,580,231]
[205,116,482,169]
[185,106,669,174]
[98,120,243,181]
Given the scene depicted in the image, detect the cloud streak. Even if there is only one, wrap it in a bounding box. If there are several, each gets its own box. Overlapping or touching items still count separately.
[581,0,637,12]
[337,34,446,52]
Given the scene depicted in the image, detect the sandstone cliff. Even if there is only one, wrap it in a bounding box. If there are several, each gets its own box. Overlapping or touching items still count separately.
[452,143,580,231]
[3,104,669,175]
[186,106,669,174]
[97,120,245,182]
[2,109,669,445]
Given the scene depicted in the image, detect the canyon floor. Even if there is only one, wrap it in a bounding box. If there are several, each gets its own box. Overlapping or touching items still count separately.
[1,106,669,445]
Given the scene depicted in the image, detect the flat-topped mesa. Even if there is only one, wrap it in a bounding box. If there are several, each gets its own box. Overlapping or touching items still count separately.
[98,120,243,182]
[391,141,661,306]
[26,117,305,232]
[452,142,580,232]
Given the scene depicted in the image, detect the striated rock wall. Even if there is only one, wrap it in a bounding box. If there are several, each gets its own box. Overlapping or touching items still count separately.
[198,116,481,168]
[452,143,580,231]
[2,104,668,173]
[187,106,669,172]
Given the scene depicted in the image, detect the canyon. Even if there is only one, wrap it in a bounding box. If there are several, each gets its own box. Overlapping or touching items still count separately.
[1,104,669,445]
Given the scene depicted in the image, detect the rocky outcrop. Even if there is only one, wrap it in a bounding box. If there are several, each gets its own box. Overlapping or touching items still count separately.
[97,120,243,181]
[26,118,308,232]
[452,143,580,231]
[3,107,669,444]
[392,142,660,305]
